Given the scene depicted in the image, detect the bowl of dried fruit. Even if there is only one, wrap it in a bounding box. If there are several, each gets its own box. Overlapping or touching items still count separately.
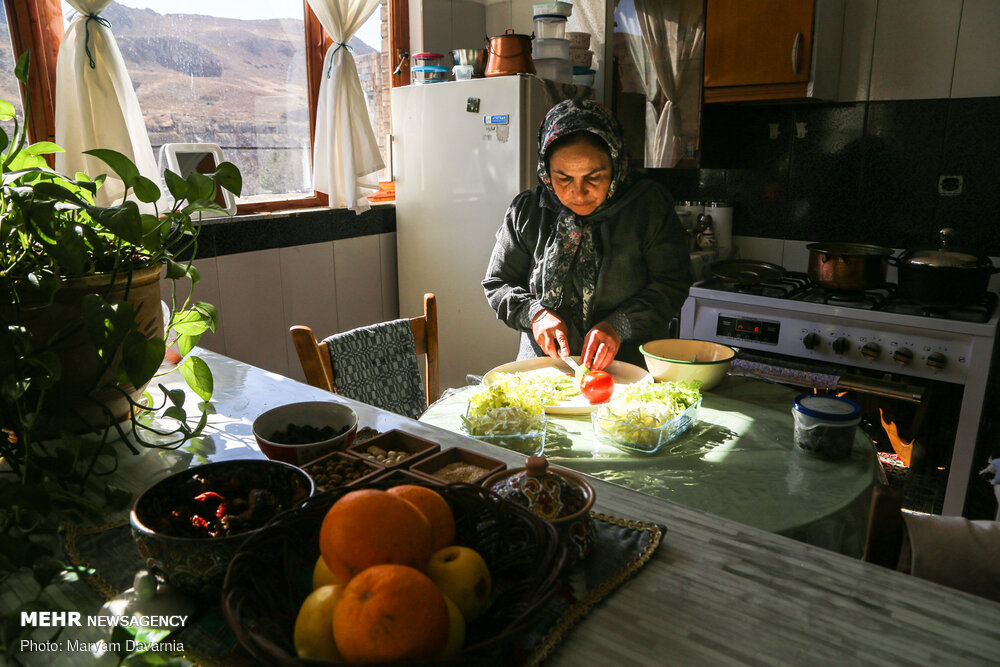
[130,458,314,597]
[252,401,358,465]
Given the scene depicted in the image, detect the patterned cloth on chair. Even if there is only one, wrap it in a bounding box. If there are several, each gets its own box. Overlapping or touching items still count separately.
[322,319,426,419]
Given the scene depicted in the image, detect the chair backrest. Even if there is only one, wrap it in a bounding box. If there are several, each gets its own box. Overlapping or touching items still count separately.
[290,292,440,406]
[862,483,905,568]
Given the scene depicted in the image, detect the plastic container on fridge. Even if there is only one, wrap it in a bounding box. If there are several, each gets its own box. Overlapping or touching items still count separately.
[566,31,591,49]
[534,37,570,60]
[572,67,595,87]
[532,1,572,18]
[411,65,450,84]
[569,48,593,68]
[453,64,474,80]
[533,57,572,85]
[412,52,445,67]
[534,14,567,39]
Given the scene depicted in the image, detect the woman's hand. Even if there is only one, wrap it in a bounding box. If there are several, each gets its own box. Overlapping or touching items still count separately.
[531,309,571,359]
[581,321,620,370]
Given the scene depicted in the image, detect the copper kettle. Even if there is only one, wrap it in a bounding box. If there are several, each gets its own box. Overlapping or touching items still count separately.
[485,29,535,77]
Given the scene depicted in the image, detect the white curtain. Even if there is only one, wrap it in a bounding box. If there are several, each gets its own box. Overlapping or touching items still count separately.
[306,0,384,213]
[55,1,159,207]
[623,0,704,167]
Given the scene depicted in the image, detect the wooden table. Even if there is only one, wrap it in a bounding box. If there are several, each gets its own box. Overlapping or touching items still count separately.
[10,349,1000,666]
[421,377,880,557]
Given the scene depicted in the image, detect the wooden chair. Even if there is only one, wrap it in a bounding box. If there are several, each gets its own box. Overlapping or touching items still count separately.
[862,483,905,568]
[290,292,440,407]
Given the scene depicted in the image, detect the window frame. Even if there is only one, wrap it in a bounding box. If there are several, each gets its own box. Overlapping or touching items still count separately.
[3,0,409,213]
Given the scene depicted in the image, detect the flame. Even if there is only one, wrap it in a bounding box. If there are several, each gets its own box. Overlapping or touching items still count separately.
[879,408,913,467]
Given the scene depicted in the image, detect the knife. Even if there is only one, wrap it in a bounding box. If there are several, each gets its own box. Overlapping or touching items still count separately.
[560,353,587,382]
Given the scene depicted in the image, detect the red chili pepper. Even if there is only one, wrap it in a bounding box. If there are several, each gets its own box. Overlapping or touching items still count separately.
[216,502,228,519]
[194,491,224,502]
[190,515,209,529]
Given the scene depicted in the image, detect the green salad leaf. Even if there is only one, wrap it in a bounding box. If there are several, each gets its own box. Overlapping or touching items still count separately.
[467,371,578,417]
[596,380,702,429]
[461,406,546,436]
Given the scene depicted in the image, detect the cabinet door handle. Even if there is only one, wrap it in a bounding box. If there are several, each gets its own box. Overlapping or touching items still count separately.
[791,31,803,74]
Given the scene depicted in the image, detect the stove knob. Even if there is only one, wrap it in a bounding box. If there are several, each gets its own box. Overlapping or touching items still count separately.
[802,333,821,350]
[860,342,881,360]
[832,337,850,355]
[926,352,947,370]
[892,348,914,366]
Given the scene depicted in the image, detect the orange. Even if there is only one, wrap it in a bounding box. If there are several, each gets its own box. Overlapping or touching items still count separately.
[387,484,456,551]
[319,489,433,582]
[333,564,449,664]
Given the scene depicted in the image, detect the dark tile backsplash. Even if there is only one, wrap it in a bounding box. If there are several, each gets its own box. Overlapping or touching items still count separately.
[647,96,1000,256]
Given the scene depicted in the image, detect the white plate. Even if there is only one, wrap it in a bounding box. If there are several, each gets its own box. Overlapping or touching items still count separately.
[482,357,651,415]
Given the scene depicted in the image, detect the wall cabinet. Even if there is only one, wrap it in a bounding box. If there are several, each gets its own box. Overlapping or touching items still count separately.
[703,0,844,103]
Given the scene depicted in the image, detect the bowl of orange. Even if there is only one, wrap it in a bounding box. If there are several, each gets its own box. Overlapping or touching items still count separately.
[221,479,566,664]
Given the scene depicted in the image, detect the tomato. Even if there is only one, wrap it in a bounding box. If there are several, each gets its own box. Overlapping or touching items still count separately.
[580,370,615,404]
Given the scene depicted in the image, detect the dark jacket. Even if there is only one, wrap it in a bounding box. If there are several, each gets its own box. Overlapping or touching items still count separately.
[483,176,691,367]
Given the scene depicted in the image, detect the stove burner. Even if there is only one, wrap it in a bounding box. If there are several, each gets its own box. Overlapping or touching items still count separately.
[794,284,893,310]
[883,292,998,323]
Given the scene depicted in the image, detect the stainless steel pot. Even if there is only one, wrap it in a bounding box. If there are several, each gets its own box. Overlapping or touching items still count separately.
[892,228,1000,306]
[451,48,487,77]
[806,242,893,291]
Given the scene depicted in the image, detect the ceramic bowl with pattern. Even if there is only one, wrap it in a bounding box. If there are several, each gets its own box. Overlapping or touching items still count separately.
[482,456,596,562]
[130,459,314,597]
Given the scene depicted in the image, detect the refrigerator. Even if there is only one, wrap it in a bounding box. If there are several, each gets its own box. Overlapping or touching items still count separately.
[392,75,554,390]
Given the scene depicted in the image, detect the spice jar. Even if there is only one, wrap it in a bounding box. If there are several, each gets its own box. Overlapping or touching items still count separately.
[482,456,596,562]
[792,394,861,460]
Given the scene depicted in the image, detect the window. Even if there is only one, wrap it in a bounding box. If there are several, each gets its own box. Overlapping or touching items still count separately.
[0,5,22,119]
[5,0,408,212]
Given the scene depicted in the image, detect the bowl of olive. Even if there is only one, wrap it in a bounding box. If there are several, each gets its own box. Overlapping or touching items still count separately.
[252,401,358,465]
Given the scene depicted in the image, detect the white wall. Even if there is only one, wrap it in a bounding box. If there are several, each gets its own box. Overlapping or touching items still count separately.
[162,233,400,382]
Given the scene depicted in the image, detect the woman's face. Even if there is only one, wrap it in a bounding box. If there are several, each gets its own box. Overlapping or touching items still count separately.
[548,140,612,217]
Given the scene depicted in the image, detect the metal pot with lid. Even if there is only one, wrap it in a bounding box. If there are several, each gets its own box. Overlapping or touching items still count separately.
[806,242,893,292]
[892,228,1000,306]
[485,30,535,77]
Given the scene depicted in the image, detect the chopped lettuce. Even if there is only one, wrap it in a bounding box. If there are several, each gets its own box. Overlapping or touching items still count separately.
[595,380,703,430]
[467,371,577,417]
[461,406,546,436]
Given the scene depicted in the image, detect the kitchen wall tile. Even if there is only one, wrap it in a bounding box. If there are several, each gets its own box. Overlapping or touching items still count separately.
[952,0,1000,98]
[279,242,338,384]
[781,240,813,273]
[733,236,783,265]
[860,100,948,249]
[785,103,865,242]
[216,249,288,375]
[936,97,1000,256]
[645,168,700,203]
[334,236,385,331]
[380,233,400,320]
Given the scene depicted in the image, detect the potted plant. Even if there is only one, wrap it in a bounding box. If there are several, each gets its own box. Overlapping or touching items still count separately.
[0,53,241,655]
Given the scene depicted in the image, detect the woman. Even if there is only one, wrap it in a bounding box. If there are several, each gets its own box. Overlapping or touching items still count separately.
[483,98,691,370]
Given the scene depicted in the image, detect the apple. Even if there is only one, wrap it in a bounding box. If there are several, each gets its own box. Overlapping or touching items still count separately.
[439,595,466,658]
[426,546,491,622]
[312,554,345,589]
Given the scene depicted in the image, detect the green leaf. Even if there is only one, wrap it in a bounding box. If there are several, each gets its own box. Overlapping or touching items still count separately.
[211,161,243,196]
[24,141,65,156]
[179,355,213,401]
[121,332,166,389]
[0,99,15,122]
[164,258,189,280]
[185,171,216,201]
[133,175,161,203]
[0,128,8,152]
[166,388,186,407]
[171,309,211,336]
[93,200,143,244]
[14,50,29,84]
[84,148,141,187]
[81,295,135,359]
[163,405,186,421]
[176,334,197,357]
[163,169,189,200]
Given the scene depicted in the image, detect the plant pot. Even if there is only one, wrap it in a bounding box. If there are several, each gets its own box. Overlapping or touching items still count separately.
[2,265,164,434]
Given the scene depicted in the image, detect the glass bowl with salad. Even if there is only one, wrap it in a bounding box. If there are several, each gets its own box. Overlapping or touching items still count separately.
[591,380,702,454]
[461,375,550,456]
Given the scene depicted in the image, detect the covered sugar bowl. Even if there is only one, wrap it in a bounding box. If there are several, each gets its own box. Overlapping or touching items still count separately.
[482,456,596,562]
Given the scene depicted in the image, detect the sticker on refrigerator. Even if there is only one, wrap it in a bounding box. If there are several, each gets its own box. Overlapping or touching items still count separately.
[484,114,509,125]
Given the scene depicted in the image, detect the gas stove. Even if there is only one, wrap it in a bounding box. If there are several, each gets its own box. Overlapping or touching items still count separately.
[680,272,1000,517]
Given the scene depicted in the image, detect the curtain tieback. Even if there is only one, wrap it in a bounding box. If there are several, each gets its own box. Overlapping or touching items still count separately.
[327,42,354,77]
[83,13,112,69]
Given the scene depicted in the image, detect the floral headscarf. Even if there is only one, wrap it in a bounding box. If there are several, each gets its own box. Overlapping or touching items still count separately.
[534,99,629,334]
[537,98,629,200]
